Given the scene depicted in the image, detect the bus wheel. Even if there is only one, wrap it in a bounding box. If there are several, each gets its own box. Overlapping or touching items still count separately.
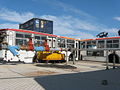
[108,53,119,63]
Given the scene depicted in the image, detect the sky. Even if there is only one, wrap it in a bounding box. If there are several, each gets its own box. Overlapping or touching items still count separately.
[0,0,120,39]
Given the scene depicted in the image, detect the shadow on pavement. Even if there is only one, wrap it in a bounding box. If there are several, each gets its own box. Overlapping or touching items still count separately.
[34,69,120,90]
[36,64,77,69]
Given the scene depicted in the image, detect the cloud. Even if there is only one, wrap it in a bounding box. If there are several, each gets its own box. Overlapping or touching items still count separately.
[114,17,120,21]
[56,1,96,19]
[40,15,97,31]
[40,15,97,38]
[0,8,118,39]
[0,23,19,29]
[0,8,35,23]
[36,0,96,20]
[41,15,120,38]
[103,28,118,36]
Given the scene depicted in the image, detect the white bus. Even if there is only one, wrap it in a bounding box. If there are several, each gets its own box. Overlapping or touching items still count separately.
[0,28,80,63]
[80,37,120,63]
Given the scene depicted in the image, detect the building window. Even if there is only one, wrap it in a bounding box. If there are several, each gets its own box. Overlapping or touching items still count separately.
[20,26,23,29]
[26,23,29,27]
[30,21,33,25]
[35,24,39,28]
[41,21,44,28]
[35,20,39,24]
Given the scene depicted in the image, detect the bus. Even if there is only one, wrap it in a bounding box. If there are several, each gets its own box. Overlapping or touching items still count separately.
[80,37,120,63]
[0,28,80,63]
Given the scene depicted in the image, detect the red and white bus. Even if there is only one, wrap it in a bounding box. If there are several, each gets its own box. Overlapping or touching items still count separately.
[80,37,120,63]
[0,28,80,63]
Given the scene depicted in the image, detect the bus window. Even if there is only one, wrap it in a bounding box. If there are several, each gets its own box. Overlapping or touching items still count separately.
[81,42,85,49]
[35,36,41,40]
[67,39,74,43]
[16,33,24,38]
[97,40,104,48]
[86,41,96,49]
[106,39,119,48]
[113,44,119,48]
[23,39,28,45]
[41,36,47,40]
[16,39,24,45]
[25,34,31,38]
[57,38,65,48]
[113,40,119,48]
[87,41,91,48]
[87,50,104,56]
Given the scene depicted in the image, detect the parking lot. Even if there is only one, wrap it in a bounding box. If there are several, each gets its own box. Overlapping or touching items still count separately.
[0,61,120,90]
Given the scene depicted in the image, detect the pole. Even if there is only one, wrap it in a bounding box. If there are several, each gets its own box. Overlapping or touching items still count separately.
[106,50,109,70]
[73,50,75,64]
[65,39,68,65]
[66,49,68,65]
[113,51,116,69]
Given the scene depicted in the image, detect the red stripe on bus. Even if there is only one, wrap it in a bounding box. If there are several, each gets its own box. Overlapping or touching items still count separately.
[0,28,80,41]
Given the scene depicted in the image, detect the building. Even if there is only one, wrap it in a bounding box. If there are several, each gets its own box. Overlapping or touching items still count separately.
[19,18,53,34]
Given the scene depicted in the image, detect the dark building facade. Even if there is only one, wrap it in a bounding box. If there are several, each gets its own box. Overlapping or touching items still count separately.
[19,18,53,34]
